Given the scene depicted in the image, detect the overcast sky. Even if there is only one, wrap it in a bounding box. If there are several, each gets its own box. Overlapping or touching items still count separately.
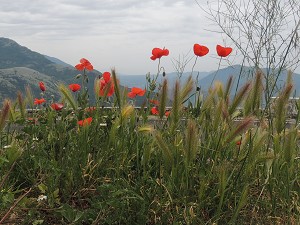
[0,0,298,75]
[0,0,228,74]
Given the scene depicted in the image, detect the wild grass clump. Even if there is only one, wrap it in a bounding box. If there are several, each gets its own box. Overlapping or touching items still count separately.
[0,65,300,224]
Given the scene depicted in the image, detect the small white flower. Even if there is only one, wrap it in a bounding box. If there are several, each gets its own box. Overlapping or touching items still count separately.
[37,195,47,202]
[33,137,39,141]
[3,145,12,149]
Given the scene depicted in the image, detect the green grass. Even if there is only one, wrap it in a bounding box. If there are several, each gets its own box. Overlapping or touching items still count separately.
[1,68,300,224]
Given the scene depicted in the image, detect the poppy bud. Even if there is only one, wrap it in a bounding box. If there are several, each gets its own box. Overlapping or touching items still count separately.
[196,86,201,91]
[76,74,82,79]
[162,71,166,77]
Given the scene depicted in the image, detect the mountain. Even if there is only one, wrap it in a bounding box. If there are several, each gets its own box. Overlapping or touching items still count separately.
[0,37,100,103]
[118,71,210,89]
[44,55,73,68]
[196,65,300,96]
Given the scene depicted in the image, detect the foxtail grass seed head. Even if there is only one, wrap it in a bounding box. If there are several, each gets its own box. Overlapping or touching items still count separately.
[180,76,194,101]
[154,132,174,169]
[17,91,26,119]
[121,105,134,119]
[25,85,34,109]
[159,79,168,119]
[226,117,254,143]
[0,99,10,132]
[111,69,121,108]
[230,82,251,115]
[138,125,154,133]
[171,80,180,130]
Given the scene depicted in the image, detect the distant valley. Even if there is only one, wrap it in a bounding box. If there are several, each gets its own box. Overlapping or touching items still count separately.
[0,37,299,106]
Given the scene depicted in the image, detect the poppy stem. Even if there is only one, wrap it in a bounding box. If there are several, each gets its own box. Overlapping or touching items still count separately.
[210,57,222,88]
[155,58,161,82]
[191,56,198,75]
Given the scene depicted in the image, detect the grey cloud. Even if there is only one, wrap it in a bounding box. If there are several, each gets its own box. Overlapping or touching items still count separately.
[0,0,223,73]
[5,1,205,40]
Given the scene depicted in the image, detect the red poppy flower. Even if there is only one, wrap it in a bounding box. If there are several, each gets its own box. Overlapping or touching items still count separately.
[75,58,94,71]
[39,82,46,92]
[150,47,169,60]
[236,140,242,146]
[99,72,115,97]
[216,45,232,57]
[51,103,64,111]
[149,99,159,105]
[34,98,46,105]
[69,84,81,92]
[165,110,171,117]
[151,107,159,115]
[128,87,146,98]
[77,117,93,126]
[193,44,209,57]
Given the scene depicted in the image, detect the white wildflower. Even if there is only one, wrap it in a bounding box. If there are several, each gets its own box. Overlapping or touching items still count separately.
[37,195,47,202]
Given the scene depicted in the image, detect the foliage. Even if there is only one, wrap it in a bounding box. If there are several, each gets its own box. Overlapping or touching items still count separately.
[0,54,300,224]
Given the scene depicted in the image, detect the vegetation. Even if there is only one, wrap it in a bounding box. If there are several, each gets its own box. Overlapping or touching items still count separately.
[1,0,300,219]
[0,48,300,224]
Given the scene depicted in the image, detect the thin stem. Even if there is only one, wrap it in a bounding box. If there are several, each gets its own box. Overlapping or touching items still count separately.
[191,56,198,75]
[210,57,222,87]
[155,59,161,82]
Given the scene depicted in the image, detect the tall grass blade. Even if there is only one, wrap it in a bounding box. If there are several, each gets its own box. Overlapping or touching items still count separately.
[230,185,249,224]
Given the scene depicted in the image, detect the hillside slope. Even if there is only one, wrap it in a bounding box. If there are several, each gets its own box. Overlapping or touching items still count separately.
[0,37,100,102]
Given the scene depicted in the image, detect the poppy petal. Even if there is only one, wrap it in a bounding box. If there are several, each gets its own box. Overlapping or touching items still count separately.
[216,45,232,57]
[102,72,111,83]
[162,48,169,56]
[86,64,93,71]
[131,87,146,96]
[150,55,157,60]
[193,44,209,57]
[80,58,89,64]
[149,99,159,105]
[75,64,84,70]
[127,92,136,98]
[151,107,159,115]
